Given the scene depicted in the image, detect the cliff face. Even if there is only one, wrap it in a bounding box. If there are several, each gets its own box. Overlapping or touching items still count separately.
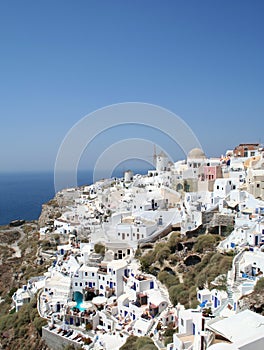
[38,197,62,228]
[38,190,80,227]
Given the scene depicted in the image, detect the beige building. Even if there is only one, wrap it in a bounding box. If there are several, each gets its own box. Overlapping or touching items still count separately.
[247,168,264,200]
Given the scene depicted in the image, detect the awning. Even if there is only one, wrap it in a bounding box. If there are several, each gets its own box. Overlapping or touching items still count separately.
[199,300,208,308]
[242,208,254,214]
[226,200,239,208]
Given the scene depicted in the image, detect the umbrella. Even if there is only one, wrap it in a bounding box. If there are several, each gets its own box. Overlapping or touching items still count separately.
[92,296,107,305]
[80,301,93,309]
[68,301,77,308]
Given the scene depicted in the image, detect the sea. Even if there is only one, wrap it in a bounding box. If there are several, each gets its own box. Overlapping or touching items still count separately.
[0,169,149,226]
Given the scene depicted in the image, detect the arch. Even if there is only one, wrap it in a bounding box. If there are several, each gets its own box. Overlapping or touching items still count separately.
[176,183,183,191]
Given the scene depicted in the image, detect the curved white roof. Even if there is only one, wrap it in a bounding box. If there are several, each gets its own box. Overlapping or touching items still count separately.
[188,148,206,160]
[207,344,237,350]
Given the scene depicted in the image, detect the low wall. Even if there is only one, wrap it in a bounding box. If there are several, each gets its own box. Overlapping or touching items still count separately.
[42,327,83,350]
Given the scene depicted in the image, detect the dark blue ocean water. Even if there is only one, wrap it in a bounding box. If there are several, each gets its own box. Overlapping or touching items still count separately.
[0,168,149,226]
[0,171,93,226]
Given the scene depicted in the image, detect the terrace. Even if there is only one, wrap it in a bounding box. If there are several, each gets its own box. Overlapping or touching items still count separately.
[44,324,93,348]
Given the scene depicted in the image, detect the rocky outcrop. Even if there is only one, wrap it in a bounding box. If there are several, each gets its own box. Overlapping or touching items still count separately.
[239,291,264,315]
[38,198,62,228]
[38,191,78,227]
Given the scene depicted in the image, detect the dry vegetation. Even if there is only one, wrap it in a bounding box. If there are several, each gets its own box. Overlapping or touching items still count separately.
[0,223,50,350]
[138,231,234,308]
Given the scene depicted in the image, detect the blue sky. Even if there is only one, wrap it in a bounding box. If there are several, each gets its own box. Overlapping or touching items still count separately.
[0,0,263,172]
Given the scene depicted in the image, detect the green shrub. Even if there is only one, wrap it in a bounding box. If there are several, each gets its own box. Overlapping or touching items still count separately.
[94,243,105,255]
[193,234,220,253]
[140,250,156,272]
[158,271,179,289]
[120,336,157,350]
[156,246,171,264]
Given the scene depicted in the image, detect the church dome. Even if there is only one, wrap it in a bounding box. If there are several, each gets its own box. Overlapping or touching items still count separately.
[188,148,206,160]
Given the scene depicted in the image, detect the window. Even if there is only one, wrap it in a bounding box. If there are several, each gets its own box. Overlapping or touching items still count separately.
[181,319,184,326]
[85,272,87,276]
[92,273,94,277]
[80,283,82,287]
[75,282,78,286]
[217,186,219,190]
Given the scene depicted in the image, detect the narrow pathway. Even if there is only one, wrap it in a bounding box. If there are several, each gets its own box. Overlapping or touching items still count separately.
[10,227,25,258]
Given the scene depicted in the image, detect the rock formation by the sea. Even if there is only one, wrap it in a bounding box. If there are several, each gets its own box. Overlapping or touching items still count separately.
[38,190,78,227]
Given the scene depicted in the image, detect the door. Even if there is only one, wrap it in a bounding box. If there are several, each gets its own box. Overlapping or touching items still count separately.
[214,297,218,309]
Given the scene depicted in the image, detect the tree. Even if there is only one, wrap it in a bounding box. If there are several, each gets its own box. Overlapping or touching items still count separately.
[168,284,185,305]
[193,234,220,253]
[156,246,171,264]
[158,271,179,289]
[140,251,156,272]
[94,243,105,255]
[168,232,182,253]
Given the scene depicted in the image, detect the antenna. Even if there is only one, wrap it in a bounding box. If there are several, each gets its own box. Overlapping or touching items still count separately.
[153,144,157,167]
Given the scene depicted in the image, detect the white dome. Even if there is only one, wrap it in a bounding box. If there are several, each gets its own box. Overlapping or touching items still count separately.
[188,148,206,159]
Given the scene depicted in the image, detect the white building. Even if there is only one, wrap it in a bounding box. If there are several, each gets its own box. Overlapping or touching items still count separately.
[213,178,240,205]
[167,307,206,350]
[206,310,264,350]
